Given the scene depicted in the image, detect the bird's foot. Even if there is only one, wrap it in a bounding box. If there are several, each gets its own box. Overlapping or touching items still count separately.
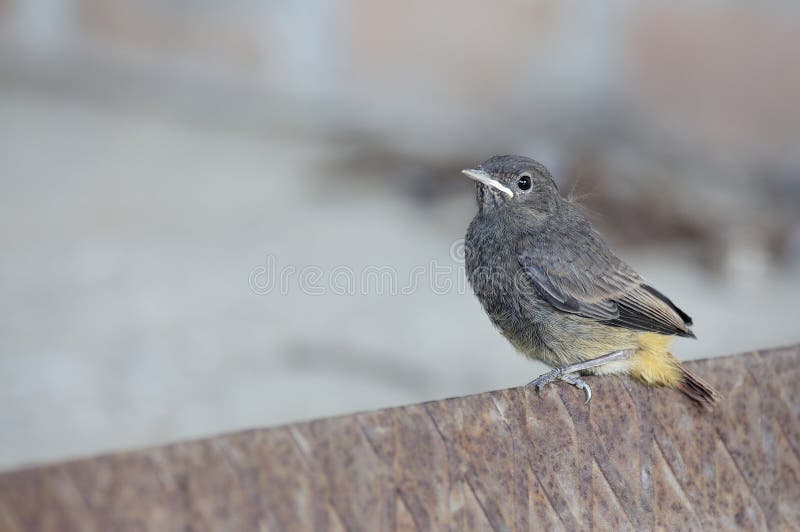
[526,349,633,404]
[527,368,563,393]
[527,369,592,404]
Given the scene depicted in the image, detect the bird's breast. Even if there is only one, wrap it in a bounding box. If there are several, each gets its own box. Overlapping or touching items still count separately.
[465,217,536,326]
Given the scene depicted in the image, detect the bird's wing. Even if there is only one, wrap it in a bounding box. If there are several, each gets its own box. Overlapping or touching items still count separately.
[517,221,694,337]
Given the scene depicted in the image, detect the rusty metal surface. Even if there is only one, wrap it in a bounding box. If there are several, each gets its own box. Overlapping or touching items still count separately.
[1,345,799,531]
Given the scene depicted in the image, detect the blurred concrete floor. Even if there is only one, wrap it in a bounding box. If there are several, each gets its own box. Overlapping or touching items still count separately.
[1,92,799,471]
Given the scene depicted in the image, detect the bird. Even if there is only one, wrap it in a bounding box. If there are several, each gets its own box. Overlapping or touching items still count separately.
[462,154,717,406]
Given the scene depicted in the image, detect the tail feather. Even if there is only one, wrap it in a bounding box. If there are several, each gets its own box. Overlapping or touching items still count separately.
[678,365,719,407]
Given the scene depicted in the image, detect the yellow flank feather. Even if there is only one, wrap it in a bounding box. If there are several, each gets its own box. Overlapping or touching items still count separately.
[628,333,684,387]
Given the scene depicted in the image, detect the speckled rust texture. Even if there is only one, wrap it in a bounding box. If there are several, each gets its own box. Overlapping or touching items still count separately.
[1,345,798,531]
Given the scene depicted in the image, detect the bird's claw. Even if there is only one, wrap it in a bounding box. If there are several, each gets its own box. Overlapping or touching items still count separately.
[527,368,563,395]
[558,373,592,404]
[527,370,593,404]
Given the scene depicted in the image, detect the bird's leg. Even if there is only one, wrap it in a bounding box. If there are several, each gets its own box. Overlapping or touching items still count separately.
[527,349,634,404]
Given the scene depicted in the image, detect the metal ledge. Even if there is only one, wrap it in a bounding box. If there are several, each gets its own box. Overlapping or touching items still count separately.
[1,345,798,530]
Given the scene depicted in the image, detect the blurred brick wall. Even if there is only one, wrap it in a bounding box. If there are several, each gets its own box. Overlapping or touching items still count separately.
[341,1,560,107]
[77,0,266,73]
[627,6,800,154]
[1,0,798,157]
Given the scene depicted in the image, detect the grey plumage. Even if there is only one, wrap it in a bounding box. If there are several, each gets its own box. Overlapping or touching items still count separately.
[462,155,716,405]
[516,218,695,338]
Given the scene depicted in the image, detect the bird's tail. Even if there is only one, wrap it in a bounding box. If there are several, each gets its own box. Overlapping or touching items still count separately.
[677,364,719,407]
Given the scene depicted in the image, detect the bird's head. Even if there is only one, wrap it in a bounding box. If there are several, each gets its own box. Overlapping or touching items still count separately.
[462,155,559,219]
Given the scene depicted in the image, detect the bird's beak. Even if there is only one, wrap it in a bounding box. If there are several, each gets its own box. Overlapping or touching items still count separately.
[461,168,514,199]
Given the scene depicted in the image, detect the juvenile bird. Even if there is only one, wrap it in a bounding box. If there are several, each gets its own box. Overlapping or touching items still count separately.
[463,155,717,406]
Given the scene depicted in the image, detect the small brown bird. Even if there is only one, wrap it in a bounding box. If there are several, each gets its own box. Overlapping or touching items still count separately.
[463,155,717,406]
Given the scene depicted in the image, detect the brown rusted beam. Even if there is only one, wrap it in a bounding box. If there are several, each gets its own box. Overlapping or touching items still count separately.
[1,345,799,531]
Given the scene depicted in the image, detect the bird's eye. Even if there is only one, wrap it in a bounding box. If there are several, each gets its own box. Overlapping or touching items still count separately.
[517,174,532,191]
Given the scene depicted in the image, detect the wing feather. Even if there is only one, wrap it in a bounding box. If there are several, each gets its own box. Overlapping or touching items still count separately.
[517,217,694,337]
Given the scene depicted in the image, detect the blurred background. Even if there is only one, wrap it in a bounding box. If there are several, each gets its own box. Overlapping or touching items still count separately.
[1,1,799,470]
